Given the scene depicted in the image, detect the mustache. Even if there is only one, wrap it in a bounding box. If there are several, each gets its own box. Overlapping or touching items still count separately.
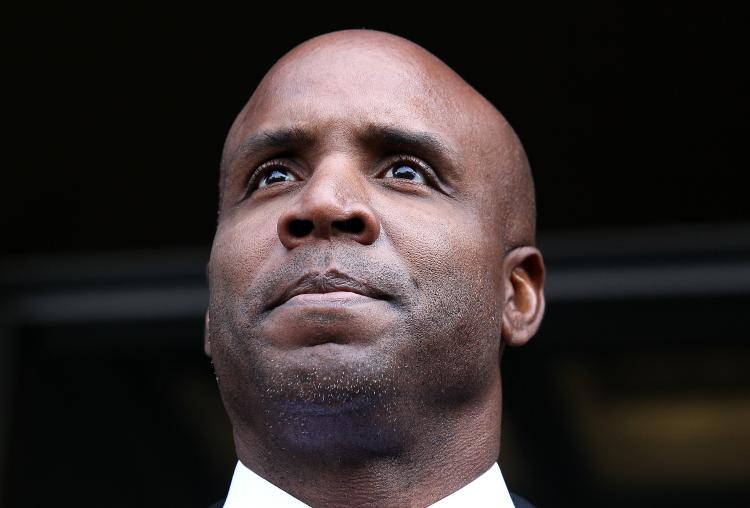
[250,244,416,311]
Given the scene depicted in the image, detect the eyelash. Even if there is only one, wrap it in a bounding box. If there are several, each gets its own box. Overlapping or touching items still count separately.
[242,154,438,199]
[246,159,292,189]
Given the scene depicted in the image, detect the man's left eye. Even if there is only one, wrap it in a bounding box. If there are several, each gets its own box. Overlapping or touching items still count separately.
[384,164,426,184]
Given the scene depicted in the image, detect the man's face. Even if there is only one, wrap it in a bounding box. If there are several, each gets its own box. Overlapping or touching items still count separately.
[207,39,514,452]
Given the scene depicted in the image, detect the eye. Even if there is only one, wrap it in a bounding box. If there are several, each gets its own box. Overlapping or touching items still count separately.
[258,167,297,188]
[383,162,427,184]
[239,161,300,202]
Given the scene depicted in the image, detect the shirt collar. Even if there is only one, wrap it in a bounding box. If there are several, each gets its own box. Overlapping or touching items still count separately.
[224,460,515,507]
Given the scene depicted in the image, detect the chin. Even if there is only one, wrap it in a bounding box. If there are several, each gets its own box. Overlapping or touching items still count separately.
[245,345,407,461]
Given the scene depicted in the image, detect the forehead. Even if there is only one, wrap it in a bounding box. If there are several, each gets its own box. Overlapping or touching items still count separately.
[226,42,472,155]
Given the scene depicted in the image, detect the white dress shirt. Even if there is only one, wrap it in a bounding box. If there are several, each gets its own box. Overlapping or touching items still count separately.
[223,460,515,507]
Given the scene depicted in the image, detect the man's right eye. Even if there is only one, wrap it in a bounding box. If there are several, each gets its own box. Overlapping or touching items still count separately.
[258,167,297,188]
[239,163,299,202]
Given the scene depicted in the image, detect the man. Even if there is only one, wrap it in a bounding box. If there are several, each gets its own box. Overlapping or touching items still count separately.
[205,29,545,507]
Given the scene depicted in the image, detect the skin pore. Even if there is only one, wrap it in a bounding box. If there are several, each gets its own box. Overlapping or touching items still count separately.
[206,30,545,507]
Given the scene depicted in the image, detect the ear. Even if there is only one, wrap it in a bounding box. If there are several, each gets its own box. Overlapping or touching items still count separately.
[500,246,545,347]
[204,310,212,357]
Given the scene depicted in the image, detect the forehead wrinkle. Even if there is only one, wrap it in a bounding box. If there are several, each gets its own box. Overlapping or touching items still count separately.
[224,120,460,173]
[228,31,485,150]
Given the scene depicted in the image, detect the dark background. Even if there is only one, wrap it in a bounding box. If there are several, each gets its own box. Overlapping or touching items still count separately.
[2,5,749,507]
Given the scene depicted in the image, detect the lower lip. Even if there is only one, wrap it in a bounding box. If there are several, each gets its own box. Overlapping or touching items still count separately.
[280,291,377,307]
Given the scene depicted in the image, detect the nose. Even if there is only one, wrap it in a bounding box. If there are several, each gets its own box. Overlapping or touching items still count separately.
[277,160,381,250]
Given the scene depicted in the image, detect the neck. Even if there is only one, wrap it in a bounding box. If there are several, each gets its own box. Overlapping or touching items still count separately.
[233,376,502,507]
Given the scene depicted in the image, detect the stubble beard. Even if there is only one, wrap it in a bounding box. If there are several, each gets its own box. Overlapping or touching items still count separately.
[214,324,411,465]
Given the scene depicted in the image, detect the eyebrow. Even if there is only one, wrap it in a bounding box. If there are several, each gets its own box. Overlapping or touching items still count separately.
[360,125,451,155]
[228,127,316,165]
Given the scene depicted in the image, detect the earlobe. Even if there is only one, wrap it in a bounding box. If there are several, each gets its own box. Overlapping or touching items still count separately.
[500,246,546,347]
[204,310,212,357]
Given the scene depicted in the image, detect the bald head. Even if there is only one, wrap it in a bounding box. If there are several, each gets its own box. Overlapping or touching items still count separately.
[220,29,536,249]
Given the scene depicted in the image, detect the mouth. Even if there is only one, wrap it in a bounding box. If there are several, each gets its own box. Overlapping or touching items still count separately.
[267,269,392,310]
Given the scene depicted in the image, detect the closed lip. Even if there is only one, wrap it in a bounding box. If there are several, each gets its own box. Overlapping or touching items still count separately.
[268,270,391,310]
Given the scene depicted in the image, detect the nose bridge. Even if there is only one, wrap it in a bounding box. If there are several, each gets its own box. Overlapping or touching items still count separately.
[302,153,367,212]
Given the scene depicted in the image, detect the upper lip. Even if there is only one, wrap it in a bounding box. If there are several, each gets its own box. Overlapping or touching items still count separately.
[269,270,390,309]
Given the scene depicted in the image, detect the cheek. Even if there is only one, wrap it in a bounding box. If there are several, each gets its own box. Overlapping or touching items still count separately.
[383,204,502,326]
[208,213,280,314]
[381,198,502,304]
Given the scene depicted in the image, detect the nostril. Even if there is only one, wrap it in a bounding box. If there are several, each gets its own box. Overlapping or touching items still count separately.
[289,219,314,237]
[333,218,365,234]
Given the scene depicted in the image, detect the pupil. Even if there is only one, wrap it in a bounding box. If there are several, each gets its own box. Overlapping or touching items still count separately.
[393,165,416,179]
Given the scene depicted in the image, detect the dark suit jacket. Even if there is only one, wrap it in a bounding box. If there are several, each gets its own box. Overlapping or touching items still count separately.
[209,492,535,507]
[511,493,536,508]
